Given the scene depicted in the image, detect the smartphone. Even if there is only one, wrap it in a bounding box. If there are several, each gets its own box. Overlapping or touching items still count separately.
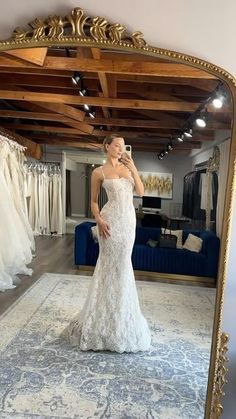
[123,145,132,158]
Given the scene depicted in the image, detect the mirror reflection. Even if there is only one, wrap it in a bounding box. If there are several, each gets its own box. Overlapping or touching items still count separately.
[0,44,232,418]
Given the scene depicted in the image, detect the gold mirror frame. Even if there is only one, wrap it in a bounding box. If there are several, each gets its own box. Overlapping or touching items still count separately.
[0,7,234,418]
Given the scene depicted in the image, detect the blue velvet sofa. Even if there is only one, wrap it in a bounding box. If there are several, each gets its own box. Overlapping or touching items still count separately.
[74,222,220,279]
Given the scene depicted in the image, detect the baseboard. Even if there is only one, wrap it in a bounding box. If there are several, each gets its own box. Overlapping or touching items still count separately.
[75,265,216,287]
[71,213,86,217]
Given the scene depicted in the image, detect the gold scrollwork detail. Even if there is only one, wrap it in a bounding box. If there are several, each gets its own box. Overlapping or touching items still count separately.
[66,7,88,37]
[7,7,147,47]
[90,17,109,42]
[205,146,220,230]
[108,23,126,43]
[1,5,235,87]
[211,332,229,418]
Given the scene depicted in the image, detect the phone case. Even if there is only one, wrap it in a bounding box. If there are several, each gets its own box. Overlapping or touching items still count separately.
[124,145,132,158]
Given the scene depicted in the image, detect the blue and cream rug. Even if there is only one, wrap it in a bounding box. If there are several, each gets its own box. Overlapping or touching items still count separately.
[0,273,215,419]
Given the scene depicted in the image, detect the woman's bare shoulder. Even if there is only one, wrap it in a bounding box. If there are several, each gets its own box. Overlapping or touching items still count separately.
[92,166,103,179]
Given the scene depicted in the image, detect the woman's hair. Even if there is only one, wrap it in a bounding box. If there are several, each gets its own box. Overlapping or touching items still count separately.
[102,133,123,153]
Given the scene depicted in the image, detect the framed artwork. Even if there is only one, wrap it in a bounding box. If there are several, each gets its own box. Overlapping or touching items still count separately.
[139,171,173,199]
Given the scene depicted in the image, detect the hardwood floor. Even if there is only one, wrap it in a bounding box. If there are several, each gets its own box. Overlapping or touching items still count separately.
[0,234,80,316]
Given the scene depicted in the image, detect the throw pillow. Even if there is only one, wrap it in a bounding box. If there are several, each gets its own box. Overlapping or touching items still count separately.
[146,239,158,248]
[91,225,99,242]
[183,233,203,253]
[161,228,183,249]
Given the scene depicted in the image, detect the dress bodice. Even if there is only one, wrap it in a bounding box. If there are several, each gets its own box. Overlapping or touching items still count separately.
[102,176,135,213]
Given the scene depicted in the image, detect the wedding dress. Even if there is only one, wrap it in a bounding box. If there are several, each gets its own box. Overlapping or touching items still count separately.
[0,142,33,291]
[67,167,151,353]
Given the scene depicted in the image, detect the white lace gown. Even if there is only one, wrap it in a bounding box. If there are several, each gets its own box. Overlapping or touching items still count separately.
[67,171,151,353]
[0,142,33,291]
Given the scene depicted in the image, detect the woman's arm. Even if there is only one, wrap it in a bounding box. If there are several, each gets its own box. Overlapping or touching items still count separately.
[120,155,144,197]
[91,169,110,238]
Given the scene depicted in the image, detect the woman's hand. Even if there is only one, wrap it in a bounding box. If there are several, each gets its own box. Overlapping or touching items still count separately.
[97,216,110,239]
[120,153,137,174]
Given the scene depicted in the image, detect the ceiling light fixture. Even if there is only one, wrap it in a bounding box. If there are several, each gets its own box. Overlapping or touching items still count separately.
[89,111,96,118]
[184,128,193,138]
[196,114,207,128]
[212,96,223,109]
[79,88,88,97]
[167,143,173,151]
[72,72,83,85]
[177,134,184,142]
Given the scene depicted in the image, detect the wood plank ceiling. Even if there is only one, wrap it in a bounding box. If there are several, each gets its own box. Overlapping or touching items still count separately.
[0,46,232,158]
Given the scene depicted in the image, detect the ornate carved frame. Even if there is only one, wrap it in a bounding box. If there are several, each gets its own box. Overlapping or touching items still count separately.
[0,7,234,418]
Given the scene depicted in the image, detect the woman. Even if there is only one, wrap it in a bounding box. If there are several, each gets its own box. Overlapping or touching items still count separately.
[67,134,151,353]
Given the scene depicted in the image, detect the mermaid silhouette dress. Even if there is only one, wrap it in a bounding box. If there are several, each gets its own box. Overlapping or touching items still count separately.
[67,167,151,353]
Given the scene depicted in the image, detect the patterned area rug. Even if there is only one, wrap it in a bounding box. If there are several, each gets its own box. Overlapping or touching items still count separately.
[0,273,215,419]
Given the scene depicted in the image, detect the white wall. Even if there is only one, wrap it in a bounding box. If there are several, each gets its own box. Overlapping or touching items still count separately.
[0,0,236,75]
[1,2,236,417]
[133,151,192,216]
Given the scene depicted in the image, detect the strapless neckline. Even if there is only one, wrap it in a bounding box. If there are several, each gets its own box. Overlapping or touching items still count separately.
[103,177,131,181]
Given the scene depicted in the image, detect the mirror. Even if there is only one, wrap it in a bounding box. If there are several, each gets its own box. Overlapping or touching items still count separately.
[0,7,234,419]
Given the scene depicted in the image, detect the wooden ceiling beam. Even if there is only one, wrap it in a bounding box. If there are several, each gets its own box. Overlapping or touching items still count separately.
[0,73,75,88]
[0,66,218,92]
[27,132,203,147]
[36,138,102,150]
[35,102,94,134]
[33,136,200,151]
[1,122,213,141]
[91,48,112,119]
[114,75,219,90]
[4,85,94,134]
[1,110,227,130]
[0,73,216,98]
[0,55,216,79]
[117,82,213,97]
[4,48,48,66]
[1,123,84,135]
[0,89,228,112]
[0,66,73,77]
[0,109,97,131]
[83,117,229,130]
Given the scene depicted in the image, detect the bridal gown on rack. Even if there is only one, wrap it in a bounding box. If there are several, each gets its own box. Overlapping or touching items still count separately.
[0,142,33,291]
[67,167,151,353]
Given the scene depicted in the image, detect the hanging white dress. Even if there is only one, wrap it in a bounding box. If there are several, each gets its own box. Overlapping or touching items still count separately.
[67,168,151,353]
[51,173,63,234]
[7,150,35,251]
[0,142,33,291]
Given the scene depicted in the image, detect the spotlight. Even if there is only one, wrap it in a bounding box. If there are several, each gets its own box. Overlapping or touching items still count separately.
[164,150,169,155]
[92,164,95,167]
[88,111,96,118]
[183,128,193,138]
[84,104,90,111]
[72,72,83,85]
[167,143,173,151]
[212,96,223,108]
[79,88,88,97]
[177,134,184,142]
[196,114,207,128]
[159,151,165,159]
